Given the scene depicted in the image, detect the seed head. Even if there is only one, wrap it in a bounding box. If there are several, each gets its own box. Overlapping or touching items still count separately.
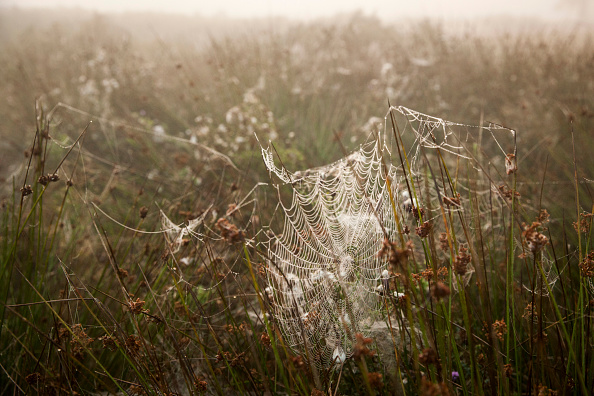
[21,185,33,197]
[128,298,148,315]
[504,363,513,378]
[492,319,508,342]
[353,333,375,359]
[505,153,517,175]
[415,221,432,238]
[522,222,548,254]
[579,251,594,277]
[216,218,245,243]
[418,348,439,366]
[454,246,471,276]
[439,232,449,251]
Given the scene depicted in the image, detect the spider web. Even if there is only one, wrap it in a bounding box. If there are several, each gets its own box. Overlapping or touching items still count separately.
[260,106,517,370]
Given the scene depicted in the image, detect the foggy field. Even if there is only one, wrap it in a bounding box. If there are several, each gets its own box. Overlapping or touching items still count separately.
[1,7,593,395]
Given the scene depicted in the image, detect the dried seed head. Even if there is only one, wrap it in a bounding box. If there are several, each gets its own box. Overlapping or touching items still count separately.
[260,332,271,348]
[523,303,538,323]
[505,153,517,175]
[21,185,33,197]
[377,238,412,271]
[128,298,148,315]
[38,174,49,185]
[443,193,461,208]
[125,334,142,355]
[497,184,520,200]
[420,377,442,396]
[537,209,550,223]
[367,372,383,390]
[418,348,439,366]
[522,222,549,254]
[25,372,42,385]
[71,324,94,358]
[504,363,513,378]
[194,379,207,392]
[573,211,593,234]
[139,206,149,219]
[454,246,471,276]
[579,251,594,278]
[415,221,432,238]
[216,218,245,243]
[492,319,508,342]
[353,333,375,359]
[439,232,449,251]
[99,335,118,351]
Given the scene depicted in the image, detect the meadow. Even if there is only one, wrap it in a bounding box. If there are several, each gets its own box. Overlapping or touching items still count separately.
[1,8,593,395]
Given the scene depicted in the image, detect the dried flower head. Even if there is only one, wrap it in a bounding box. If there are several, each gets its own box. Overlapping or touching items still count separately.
[260,332,271,348]
[579,251,594,278]
[216,218,245,243]
[21,185,33,197]
[99,335,118,351]
[503,363,513,378]
[37,173,60,186]
[454,246,471,276]
[71,324,94,358]
[418,347,439,366]
[505,153,517,175]
[353,333,375,359]
[367,372,383,390]
[38,174,49,186]
[128,298,148,315]
[420,377,441,396]
[126,334,143,355]
[439,232,449,251]
[290,355,306,370]
[523,302,538,322]
[194,379,207,392]
[377,238,412,271]
[536,384,558,396]
[415,221,433,238]
[230,352,245,368]
[492,319,508,342]
[522,222,548,254]
[128,385,147,395]
[443,193,461,208]
[497,184,520,200]
[412,206,426,220]
[573,211,593,234]
[537,209,550,224]
[139,206,149,219]
[437,266,449,280]
[420,269,434,281]
[25,372,42,385]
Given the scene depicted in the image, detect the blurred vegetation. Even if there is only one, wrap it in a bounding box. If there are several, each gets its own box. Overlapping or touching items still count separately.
[0,7,593,395]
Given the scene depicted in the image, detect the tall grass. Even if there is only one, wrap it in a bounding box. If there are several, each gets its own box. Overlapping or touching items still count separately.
[1,9,593,395]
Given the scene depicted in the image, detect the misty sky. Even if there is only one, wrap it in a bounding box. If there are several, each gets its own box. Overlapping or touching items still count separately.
[1,0,587,21]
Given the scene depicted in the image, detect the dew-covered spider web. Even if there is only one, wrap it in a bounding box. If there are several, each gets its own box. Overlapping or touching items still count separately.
[260,106,518,370]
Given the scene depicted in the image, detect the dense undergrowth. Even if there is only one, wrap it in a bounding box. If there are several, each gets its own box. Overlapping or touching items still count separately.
[1,8,593,395]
